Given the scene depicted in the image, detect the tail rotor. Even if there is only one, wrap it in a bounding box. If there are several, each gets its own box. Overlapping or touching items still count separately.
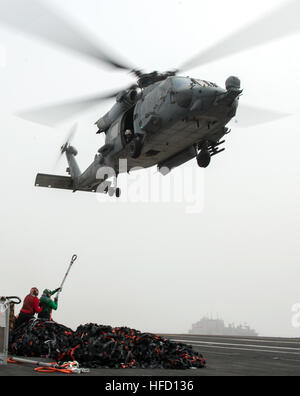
[54,123,78,170]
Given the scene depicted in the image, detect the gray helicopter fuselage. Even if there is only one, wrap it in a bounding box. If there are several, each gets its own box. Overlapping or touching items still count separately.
[104,76,239,170]
[75,75,241,190]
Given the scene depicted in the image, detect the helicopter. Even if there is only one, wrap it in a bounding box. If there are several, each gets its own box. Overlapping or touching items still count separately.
[0,0,298,198]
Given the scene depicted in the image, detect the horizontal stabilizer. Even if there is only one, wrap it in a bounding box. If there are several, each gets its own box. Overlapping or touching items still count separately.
[35,174,74,190]
[35,173,106,193]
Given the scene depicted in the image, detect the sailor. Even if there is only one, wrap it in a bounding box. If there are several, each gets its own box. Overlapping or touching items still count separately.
[14,287,42,328]
[38,288,61,321]
[124,129,134,144]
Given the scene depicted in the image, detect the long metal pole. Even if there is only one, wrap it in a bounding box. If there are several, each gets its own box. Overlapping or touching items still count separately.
[56,254,77,299]
[9,356,57,368]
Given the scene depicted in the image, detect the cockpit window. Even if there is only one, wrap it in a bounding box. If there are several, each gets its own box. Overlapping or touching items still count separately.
[171,77,191,91]
[192,79,218,88]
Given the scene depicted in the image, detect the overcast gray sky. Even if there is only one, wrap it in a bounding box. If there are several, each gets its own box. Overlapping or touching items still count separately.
[0,0,300,337]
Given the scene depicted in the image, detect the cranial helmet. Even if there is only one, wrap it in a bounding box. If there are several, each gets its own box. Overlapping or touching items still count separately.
[30,287,39,297]
[43,289,51,297]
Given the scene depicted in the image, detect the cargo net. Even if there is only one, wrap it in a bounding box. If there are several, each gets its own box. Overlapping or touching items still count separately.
[10,321,206,370]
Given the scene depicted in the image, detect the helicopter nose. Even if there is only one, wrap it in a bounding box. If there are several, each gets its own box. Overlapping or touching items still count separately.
[190,77,242,114]
[215,77,243,107]
[190,85,224,113]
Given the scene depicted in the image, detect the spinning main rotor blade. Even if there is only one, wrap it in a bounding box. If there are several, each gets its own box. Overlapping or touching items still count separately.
[0,0,133,71]
[17,91,118,127]
[233,104,289,128]
[63,122,78,147]
[180,0,300,71]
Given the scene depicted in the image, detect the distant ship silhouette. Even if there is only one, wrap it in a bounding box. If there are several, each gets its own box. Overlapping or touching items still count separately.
[189,317,258,337]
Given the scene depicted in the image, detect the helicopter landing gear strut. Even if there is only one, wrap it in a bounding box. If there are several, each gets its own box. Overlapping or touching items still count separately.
[129,135,143,159]
[107,186,121,198]
[105,174,121,198]
[101,185,121,198]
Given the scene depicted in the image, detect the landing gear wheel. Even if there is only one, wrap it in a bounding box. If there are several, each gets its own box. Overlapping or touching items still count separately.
[115,188,121,198]
[129,137,143,159]
[107,187,121,198]
[197,150,211,168]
